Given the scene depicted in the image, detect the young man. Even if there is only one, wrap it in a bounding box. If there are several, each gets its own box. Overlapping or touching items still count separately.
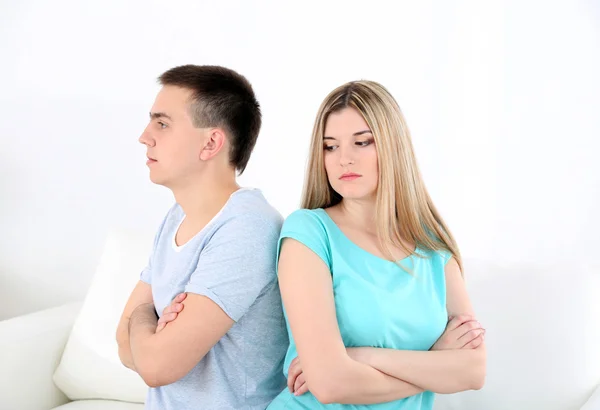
[116,65,288,410]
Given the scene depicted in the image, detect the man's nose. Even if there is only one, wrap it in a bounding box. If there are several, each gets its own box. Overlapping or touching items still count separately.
[139,127,155,147]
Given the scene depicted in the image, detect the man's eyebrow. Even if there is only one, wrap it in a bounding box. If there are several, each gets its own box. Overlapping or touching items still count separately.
[149,112,172,121]
[323,130,372,139]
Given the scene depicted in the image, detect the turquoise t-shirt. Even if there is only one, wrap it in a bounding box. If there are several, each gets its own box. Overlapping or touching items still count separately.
[267,208,450,410]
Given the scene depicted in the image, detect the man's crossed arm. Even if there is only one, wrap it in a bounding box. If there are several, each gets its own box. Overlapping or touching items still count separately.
[116,280,234,387]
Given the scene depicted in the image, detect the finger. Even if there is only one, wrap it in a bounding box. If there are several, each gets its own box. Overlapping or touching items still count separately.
[294,373,305,393]
[173,293,187,303]
[287,361,300,392]
[458,328,484,346]
[287,370,299,392]
[463,332,485,349]
[455,320,483,339]
[156,323,165,332]
[163,303,184,316]
[163,312,179,323]
[157,315,167,326]
[447,314,474,330]
[295,382,309,396]
[162,304,174,315]
[468,334,484,349]
[158,312,178,325]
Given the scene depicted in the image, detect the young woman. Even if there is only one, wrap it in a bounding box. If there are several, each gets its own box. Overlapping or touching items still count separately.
[267,80,486,409]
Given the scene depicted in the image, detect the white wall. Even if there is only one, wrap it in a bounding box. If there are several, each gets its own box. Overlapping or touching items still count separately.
[0,0,598,320]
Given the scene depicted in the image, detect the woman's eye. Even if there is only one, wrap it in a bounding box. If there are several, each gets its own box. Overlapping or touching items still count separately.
[356,140,372,147]
[324,145,338,152]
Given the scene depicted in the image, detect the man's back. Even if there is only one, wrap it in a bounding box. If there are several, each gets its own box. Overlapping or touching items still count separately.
[141,188,288,409]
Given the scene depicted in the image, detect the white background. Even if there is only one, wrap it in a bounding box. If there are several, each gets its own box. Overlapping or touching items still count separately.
[0,0,598,319]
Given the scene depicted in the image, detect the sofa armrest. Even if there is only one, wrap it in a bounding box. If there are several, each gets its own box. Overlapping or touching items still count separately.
[581,384,600,410]
[0,301,82,410]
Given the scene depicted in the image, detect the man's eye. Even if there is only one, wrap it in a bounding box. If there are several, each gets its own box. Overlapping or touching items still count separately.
[158,122,167,129]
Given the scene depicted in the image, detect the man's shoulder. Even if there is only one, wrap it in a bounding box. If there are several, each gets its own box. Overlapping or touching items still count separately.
[221,188,283,231]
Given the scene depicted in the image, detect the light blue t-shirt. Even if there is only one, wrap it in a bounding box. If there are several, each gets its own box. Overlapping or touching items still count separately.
[267,208,450,410]
[140,188,289,410]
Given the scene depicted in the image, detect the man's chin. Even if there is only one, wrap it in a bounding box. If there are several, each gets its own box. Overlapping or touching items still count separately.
[148,173,169,187]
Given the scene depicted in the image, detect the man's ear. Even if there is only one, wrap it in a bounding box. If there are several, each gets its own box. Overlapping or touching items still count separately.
[199,128,227,161]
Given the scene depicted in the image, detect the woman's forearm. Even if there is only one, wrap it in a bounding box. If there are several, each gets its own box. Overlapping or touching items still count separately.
[335,368,424,404]
[350,345,486,394]
[312,354,423,404]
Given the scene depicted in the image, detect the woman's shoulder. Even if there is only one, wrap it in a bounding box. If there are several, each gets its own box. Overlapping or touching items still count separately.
[279,208,332,268]
[282,208,329,231]
[414,246,454,274]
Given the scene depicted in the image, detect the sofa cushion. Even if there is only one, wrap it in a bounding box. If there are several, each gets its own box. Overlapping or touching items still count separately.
[434,259,600,410]
[52,400,144,410]
[0,302,81,410]
[49,228,600,409]
[53,228,155,403]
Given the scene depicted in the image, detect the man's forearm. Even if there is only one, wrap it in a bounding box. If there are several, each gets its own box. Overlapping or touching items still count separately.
[116,318,136,371]
[128,303,161,385]
[351,346,486,394]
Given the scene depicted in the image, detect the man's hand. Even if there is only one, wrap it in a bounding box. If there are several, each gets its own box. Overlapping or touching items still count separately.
[431,315,485,351]
[156,293,187,332]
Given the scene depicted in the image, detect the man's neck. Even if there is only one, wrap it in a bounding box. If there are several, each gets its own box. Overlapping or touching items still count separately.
[172,171,240,223]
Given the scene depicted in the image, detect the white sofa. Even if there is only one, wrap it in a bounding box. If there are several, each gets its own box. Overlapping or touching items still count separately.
[1,229,599,410]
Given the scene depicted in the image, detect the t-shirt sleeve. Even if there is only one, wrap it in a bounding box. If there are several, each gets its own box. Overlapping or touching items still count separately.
[139,241,156,284]
[185,213,282,322]
[438,249,453,266]
[139,261,153,284]
[277,209,332,270]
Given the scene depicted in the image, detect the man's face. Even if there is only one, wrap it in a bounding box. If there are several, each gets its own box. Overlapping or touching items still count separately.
[139,86,208,188]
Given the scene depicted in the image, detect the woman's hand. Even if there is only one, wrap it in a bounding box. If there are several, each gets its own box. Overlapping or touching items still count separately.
[287,357,310,396]
[431,315,485,350]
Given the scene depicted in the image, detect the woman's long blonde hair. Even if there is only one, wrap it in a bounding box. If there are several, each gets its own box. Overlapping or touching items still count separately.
[301,80,462,273]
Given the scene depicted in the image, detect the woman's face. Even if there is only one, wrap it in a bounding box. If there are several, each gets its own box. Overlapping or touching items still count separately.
[323,108,379,201]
